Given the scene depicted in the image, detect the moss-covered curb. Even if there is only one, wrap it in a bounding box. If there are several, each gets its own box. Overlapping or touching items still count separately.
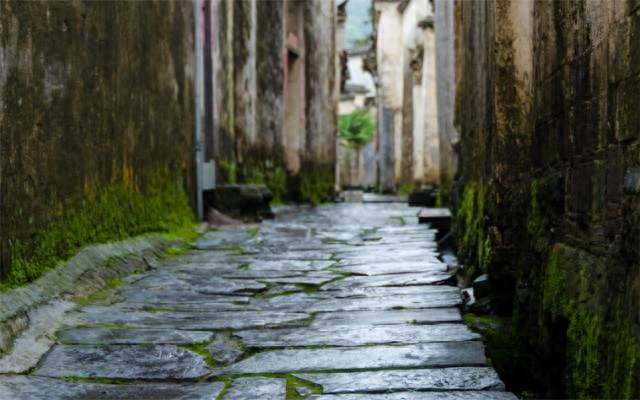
[0,234,184,355]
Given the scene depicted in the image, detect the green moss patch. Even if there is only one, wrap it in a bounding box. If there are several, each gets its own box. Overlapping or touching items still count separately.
[299,164,334,206]
[540,244,639,399]
[2,172,196,290]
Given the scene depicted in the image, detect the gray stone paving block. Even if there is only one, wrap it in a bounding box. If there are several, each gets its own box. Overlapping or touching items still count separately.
[311,309,461,327]
[295,367,505,393]
[336,249,439,263]
[236,323,478,347]
[318,284,458,297]
[76,310,310,330]
[195,229,252,250]
[187,277,268,294]
[215,342,486,375]
[309,392,518,400]
[57,328,213,345]
[261,272,338,285]
[334,261,446,276]
[320,272,451,290]
[264,284,305,297]
[0,375,225,400]
[306,293,461,312]
[223,377,287,399]
[120,289,251,303]
[35,345,211,380]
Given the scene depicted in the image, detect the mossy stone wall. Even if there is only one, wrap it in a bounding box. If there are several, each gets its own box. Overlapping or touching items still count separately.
[455,0,640,397]
[0,1,195,284]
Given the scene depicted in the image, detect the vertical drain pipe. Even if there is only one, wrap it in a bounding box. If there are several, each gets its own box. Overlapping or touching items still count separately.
[194,0,204,220]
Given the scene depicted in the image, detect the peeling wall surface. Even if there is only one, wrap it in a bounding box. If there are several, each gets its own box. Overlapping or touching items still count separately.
[210,0,336,202]
[455,0,640,397]
[0,1,195,280]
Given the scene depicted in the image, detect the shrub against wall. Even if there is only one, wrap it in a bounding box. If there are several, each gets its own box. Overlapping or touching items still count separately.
[339,110,375,146]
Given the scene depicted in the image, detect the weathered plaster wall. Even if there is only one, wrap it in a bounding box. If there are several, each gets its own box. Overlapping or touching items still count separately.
[0,1,195,283]
[211,0,336,204]
[375,1,403,191]
[434,0,458,185]
[455,0,640,397]
[375,0,439,189]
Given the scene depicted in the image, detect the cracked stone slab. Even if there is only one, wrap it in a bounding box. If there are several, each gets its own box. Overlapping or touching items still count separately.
[185,277,268,295]
[294,367,505,393]
[223,377,287,399]
[35,344,211,379]
[334,261,446,276]
[311,308,461,327]
[76,309,310,330]
[57,328,214,345]
[236,323,478,347]
[214,341,486,375]
[0,375,225,400]
[320,272,451,290]
[309,392,518,400]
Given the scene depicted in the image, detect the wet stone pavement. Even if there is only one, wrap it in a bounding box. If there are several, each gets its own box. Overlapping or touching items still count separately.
[0,203,517,399]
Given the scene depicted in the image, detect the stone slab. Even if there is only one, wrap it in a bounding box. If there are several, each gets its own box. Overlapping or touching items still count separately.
[310,392,518,400]
[77,309,310,330]
[321,272,452,290]
[295,367,504,393]
[215,342,486,375]
[261,272,338,285]
[57,328,213,345]
[119,289,251,304]
[0,375,225,400]
[320,285,459,298]
[35,345,211,379]
[306,293,460,312]
[334,261,446,276]
[236,323,479,347]
[223,377,287,399]
[311,308,461,327]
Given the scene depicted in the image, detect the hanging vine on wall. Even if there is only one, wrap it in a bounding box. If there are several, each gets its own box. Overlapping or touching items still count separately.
[339,109,375,147]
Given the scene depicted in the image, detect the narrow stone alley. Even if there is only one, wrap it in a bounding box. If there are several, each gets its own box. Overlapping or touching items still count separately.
[1,203,515,399]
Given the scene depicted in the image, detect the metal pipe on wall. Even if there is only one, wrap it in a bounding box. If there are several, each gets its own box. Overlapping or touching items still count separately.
[194,0,204,220]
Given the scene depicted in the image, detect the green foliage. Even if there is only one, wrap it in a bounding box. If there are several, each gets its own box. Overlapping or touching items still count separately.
[2,172,196,290]
[300,164,334,206]
[541,245,639,399]
[180,341,217,368]
[245,164,287,205]
[219,160,237,184]
[436,185,450,207]
[456,183,488,280]
[339,110,375,146]
[542,246,564,316]
[398,182,414,196]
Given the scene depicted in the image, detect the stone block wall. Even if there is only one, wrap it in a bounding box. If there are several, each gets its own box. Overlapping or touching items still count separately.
[455,0,640,397]
[0,1,195,284]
